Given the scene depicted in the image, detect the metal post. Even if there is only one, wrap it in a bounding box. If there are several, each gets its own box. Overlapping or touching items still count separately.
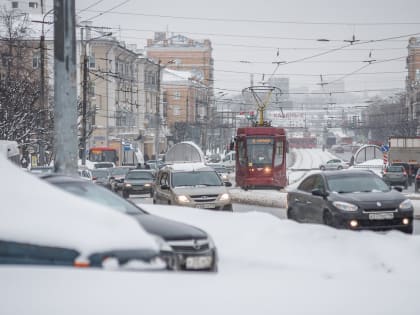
[53,0,77,175]
[155,61,161,159]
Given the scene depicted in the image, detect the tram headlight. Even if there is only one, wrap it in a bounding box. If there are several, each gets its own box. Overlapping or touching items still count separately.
[264,167,272,174]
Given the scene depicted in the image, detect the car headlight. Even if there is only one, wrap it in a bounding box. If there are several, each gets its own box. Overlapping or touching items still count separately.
[124,183,132,187]
[177,195,190,203]
[332,201,358,212]
[219,193,231,201]
[144,183,151,187]
[207,236,216,249]
[222,174,228,180]
[399,199,413,210]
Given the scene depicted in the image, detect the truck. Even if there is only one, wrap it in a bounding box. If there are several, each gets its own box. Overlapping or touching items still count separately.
[387,137,420,184]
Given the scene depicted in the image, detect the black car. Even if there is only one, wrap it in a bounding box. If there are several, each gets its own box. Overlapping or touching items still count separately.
[287,170,413,234]
[122,170,155,198]
[41,174,218,271]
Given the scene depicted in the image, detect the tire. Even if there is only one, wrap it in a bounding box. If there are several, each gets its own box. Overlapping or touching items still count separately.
[242,186,248,191]
[287,207,297,221]
[323,211,335,228]
[337,166,343,170]
[153,198,157,204]
[400,224,413,234]
[404,181,408,190]
[150,191,154,198]
[320,166,325,171]
[224,204,233,211]
[122,191,129,199]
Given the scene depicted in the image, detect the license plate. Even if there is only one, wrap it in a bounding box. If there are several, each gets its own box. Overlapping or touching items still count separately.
[369,212,394,220]
[196,203,216,209]
[185,256,213,269]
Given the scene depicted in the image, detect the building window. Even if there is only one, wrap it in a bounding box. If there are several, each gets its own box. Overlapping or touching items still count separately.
[89,53,95,68]
[32,52,40,69]
[88,82,95,97]
[173,106,181,116]
[12,2,18,8]
[29,2,38,8]
[174,91,181,100]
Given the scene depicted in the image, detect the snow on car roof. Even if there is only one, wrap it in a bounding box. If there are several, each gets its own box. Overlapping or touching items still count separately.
[0,156,158,258]
[164,162,211,172]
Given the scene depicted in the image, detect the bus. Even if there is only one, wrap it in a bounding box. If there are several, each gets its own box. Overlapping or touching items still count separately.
[235,127,288,190]
[88,147,118,164]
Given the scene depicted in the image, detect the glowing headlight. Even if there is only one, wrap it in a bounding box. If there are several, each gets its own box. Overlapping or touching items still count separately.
[219,193,231,201]
[144,183,151,187]
[124,183,132,187]
[177,195,190,203]
[399,199,413,210]
[332,201,358,212]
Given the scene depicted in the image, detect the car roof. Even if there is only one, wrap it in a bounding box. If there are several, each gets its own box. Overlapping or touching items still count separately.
[320,169,377,178]
[162,162,213,172]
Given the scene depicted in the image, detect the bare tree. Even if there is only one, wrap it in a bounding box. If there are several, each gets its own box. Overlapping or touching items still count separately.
[0,8,53,163]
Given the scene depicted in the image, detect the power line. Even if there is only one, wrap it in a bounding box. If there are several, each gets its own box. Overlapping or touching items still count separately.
[85,0,131,21]
[78,10,420,26]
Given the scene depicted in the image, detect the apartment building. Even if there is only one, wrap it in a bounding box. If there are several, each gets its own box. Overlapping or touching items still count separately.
[406,37,420,131]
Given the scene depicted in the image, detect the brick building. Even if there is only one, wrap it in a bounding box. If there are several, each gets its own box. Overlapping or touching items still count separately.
[406,37,420,133]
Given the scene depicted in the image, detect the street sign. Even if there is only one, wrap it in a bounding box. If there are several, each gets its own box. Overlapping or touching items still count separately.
[380,144,389,152]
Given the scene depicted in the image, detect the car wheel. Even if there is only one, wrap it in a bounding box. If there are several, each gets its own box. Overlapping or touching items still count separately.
[287,207,298,221]
[242,186,248,191]
[320,166,325,171]
[122,191,129,199]
[224,204,233,211]
[400,224,413,234]
[404,181,408,189]
[323,211,335,228]
[153,198,156,204]
[150,191,154,198]
[337,166,343,170]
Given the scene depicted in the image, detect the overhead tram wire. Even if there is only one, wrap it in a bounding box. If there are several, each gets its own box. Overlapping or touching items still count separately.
[77,0,106,14]
[74,10,420,26]
[84,0,131,21]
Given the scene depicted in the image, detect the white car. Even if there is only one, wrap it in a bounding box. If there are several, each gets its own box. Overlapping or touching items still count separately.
[0,156,163,269]
[319,159,350,171]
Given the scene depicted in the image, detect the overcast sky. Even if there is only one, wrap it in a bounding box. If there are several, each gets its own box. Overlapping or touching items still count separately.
[64,0,420,98]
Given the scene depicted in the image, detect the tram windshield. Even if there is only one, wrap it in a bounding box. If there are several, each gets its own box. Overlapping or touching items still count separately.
[246,137,274,166]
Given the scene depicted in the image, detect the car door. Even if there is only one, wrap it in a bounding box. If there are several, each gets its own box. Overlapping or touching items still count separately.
[292,175,316,222]
[305,175,327,223]
[156,172,171,204]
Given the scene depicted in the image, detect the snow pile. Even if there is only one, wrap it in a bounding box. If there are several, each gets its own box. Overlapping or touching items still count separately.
[0,156,158,257]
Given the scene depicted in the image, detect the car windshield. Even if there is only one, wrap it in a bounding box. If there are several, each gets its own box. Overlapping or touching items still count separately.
[126,171,154,180]
[172,170,223,187]
[387,166,404,172]
[55,182,143,215]
[327,174,390,193]
[109,168,131,176]
[92,169,108,178]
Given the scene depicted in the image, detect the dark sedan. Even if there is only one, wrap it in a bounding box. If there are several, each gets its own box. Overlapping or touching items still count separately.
[287,170,413,234]
[41,174,218,271]
[122,170,155,198]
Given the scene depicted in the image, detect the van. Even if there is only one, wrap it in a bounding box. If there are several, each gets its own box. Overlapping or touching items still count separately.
[221,151,235,171]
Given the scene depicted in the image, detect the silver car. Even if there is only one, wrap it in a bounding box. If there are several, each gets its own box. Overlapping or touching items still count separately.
[153,163,233,211]
[319,159,349,171]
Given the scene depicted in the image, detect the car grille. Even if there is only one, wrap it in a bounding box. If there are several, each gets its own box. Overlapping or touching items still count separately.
[358,200,400,212]
[358,218,405,228]
[167,239,210,253]
[189,194,219,203]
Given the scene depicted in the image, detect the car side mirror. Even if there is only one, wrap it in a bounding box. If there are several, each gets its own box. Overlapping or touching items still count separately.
[224,181,232,187]
[312,189,328,198]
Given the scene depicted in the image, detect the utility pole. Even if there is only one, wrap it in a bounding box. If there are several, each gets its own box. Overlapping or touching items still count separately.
[81,26,88,165]
[154,61,161,159]
[53,0,77,175]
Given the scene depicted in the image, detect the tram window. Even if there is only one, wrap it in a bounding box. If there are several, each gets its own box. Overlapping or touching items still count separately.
[274,141,284,166]
[238,140,246,166]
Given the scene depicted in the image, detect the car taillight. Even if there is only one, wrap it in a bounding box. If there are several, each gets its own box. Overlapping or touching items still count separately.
[416,175,420,180]
[74,260,90,268]
[92,176,97,180]
[403,171,407,176]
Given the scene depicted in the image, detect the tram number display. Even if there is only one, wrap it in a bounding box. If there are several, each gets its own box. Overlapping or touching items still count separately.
[249,138,273,144]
